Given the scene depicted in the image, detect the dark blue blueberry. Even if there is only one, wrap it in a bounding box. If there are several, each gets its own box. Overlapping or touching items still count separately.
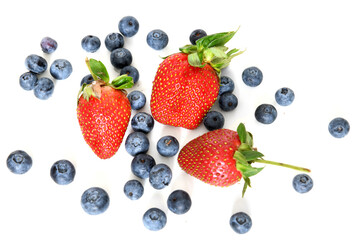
[189,29,207,45]
[293,174,313,193]
[123,179,144,200]
[25,54,47,74]
[146,29,169,50]
[127,90,146,110]
[19,72,38,91]
[275,87,295,106]
[255,104,277,124]
[50,159,76,185]
[118,16,139,37]
[81,35,101,53]
[219,92,238,111]
[328,117,350,138]
[80,74,94,86]
[131,112,154,134]
[120,65,139,84]
[125,132,150,156]
[81,187,110,215]
[230,212,252,234]
[110,48,132,69]
[143,208,167,231]
[105,32,124,51]
[131,153,156,179]
[149,163,172,190]
[218,76,235,96]
[242,66,263,87]
[203,111,225,131]
[34,77,54,100]
[6,150,32,174]
[156,136,179,157]
[167,190,192,215]
[50,59,73,80]
[40,36,58,54]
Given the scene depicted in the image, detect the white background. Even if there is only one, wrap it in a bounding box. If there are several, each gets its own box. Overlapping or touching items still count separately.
[1,0,359,239]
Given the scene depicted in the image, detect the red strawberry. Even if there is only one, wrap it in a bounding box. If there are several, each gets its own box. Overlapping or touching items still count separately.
[77,58,134,159]
[150,30,244,129]
[178,123,311,196]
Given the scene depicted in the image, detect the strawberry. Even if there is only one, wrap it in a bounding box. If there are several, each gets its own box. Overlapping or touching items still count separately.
[150,30,244,129]
[178,123,311,196]
[77,58,134,159]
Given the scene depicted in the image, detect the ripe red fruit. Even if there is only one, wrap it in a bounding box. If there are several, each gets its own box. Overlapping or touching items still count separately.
[178,123,311,196]
[77,58,134,159]
[150,30,244,129]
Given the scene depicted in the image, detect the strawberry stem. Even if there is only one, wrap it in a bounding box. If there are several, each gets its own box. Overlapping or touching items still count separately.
[252,159,311,173]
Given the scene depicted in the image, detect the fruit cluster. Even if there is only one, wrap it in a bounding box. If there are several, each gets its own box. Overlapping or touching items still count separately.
[11,15,351,236]
[20,37,73,100]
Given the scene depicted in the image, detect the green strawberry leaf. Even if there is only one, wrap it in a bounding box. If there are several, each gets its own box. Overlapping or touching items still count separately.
[111,75,134,89]
[88,58,110,83]
[241,150,264,162]
[188,52,206,68]
[237,123,247,143]
[242,176,251,197]
[180,44,198,54]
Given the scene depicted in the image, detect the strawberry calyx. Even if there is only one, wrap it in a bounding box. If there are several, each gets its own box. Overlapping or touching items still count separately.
[77,58,134,102]
[234,123,311,197]
[179,28,245,74]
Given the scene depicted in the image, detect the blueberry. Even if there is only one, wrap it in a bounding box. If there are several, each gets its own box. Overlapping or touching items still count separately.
[81,187,110,215]
[50,59,72,80]
[242,66,263,87]
[219,92,238,111]
[203,111,225,131]
[105,32,124,51]
[118,16,139,37]
[255,104,277,124]
[149,163,172,190]
[120,65,139,84]
[34,77,54,100]
[293,174,313,193]
[125,132,150,156]
[25,54,47,74]
[131,112,154,134]
[40,36,58,54]
[229,212,252,234]
[189,29,207,45]
[218,76,235,96]
[110,48,132,69]
[81,35,101,53]
[167,190,192,215]
[6,150,32,174]
[50,159,76,185]
[328,117,350,138]
[156,136,179,157]
[80,74,94,86]
[131,153,156,179]
[143,208,167,231]
[146,29,169,50]
[123,179,144,200]
[19,72,38,91]
[127,90,146,110]
[275,87,295,106]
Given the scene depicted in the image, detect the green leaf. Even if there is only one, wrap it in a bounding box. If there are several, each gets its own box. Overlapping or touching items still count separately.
[197,31,236,49]
[180,44,198,54]
[188,52,205,68]
[234,151,250,166]
[237,164,264,178]
[241,150,264,161]
[89,59,110,83]
[237,123,247,143]
[242,176,251,197]
[111,75,134,89]
[246,131,253,148]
